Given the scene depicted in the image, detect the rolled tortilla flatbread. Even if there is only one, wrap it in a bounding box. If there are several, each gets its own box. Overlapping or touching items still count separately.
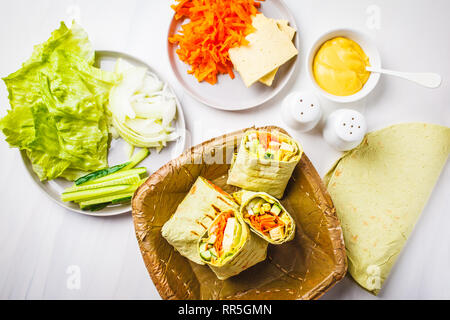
[227,130,302,199]
[161,176,238,265]
[235,190,296,244]
[324,123,450,294]
[198,208,268,280]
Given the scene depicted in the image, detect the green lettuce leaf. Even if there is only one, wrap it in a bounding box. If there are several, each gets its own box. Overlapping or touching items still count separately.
[0,22,119,181]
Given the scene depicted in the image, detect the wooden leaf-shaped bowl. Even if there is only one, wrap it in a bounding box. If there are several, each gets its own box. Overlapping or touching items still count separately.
[132,126,347,299]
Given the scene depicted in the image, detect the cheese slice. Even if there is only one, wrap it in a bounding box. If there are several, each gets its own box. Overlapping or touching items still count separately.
[221,218,236,253]
[276,20,297,40]
[229,14,298,87]
[259,20,297,86]
[269,226,284,241]
[280,142,294,152]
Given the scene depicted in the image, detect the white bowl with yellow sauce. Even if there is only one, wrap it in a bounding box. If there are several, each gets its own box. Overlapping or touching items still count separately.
[307,29,381,103]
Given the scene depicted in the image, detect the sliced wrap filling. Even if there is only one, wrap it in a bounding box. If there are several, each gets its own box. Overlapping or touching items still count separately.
[244,131,298,162]
[243,196,292,242]
[199,210,244,264]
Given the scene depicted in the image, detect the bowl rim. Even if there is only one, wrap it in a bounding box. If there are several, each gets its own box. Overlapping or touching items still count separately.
[306,28,381,103]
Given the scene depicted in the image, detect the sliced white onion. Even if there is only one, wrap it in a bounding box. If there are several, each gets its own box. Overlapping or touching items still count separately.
[139,74,163,94]
[132,101,164,119]
[109,66,146,121]
[108,59,178,150]
[125,118,163,136]
[162,98,177,127]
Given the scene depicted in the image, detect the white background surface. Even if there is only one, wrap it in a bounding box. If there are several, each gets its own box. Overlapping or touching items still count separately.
[0,0,449,299]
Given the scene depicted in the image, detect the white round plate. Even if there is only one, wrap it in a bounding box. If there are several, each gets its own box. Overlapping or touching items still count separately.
[167,0,299,110]
[21,51,186,216]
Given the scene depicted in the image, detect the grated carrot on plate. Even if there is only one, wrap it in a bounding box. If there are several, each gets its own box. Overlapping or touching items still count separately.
[169,0,263,85]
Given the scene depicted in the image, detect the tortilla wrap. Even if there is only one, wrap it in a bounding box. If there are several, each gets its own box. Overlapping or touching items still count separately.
[227,130,302,198]
[198,208,268,280]
[161,176,238,265]
[324,123,450,294]
[236,190,296,244]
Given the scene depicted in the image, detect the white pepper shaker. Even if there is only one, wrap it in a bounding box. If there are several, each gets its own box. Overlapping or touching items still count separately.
[323,109,367,151]
[281,91,323,132]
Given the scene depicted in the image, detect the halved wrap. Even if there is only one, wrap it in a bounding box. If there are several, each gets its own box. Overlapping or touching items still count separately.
[198,208,268,280]
[324,123,450,294]
[235,190,296,244]
[161,176,238,265]
[227,130,302,198]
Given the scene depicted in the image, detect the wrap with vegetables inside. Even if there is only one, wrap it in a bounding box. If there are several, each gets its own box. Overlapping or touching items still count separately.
[235,190,295,244]
[324,123,450,294]
[161,176,238,265]
[198,208,268,280]
[227,130,302,198]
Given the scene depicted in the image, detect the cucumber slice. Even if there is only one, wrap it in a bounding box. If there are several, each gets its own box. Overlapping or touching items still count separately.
[123,148,149,170]
[74,162,130,185]
[111,196,132,205]
[270,204,282,215]
[200,249,211,261]
[263,152,274,160]
[63,174,141,193]
[82,167,146,185]
[74,179,145,203]
[79,192,134,209]
[82,203,110,212]
[209,247,218,258]
[61,185,132,202]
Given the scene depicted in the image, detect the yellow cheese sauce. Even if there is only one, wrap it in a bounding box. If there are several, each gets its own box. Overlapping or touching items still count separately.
[313,37,370,96]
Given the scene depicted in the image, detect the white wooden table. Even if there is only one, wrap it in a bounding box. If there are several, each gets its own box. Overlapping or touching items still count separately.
[0,0,449,299]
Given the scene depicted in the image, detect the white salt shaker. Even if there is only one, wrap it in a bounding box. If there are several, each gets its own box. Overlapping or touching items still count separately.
[281,91,322,132]
[323,109,367,151]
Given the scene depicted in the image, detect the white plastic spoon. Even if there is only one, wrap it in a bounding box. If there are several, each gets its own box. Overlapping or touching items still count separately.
[366,66,442,88]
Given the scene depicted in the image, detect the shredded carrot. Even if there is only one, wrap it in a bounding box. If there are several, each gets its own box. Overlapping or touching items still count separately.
[169,0,263,85]
[250,213,284,234]
[212,210,234,256]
